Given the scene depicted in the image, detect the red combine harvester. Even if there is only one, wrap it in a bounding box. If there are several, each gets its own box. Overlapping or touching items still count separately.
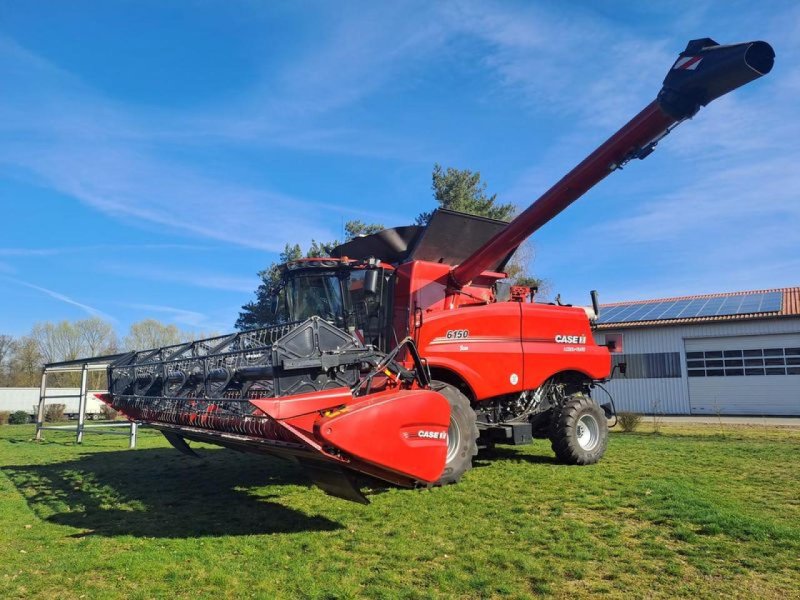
[99,39,773,503]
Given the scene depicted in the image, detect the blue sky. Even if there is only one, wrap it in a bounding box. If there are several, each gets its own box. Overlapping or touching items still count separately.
[1,0,798,337]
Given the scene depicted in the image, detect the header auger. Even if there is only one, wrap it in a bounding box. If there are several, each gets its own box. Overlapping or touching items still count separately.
[97,39,773,503]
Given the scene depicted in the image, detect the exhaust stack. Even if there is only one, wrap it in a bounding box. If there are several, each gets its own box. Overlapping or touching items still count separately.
[450,38,774,288]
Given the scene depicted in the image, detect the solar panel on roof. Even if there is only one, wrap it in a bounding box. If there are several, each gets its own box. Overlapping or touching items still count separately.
[608,304,640,321]
[738,296,762,313]
[657,299,691,319]
[598,291,783,324]
[681,298,707,317]
[652,300,679,320]
[598,305,625,321]
[759,291,782,312]
[719,296,743,314]
[696,297,725,317]
[624,303,654,321]
[640,302,665,320]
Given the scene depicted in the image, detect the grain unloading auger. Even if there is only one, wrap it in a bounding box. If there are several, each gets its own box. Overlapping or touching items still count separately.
[100,39,773,503]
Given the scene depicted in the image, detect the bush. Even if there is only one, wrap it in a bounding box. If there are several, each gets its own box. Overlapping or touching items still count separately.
[99,403,119,420]
[618,412,642,432]
[9,410,30,425]
[0,411,9,425]
[44,403,66,422]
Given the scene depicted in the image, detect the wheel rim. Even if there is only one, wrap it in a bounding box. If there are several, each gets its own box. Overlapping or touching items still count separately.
[446,415,461,463]
[575,414,600,451]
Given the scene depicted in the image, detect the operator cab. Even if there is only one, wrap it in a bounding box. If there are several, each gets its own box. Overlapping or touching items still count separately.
[271,259,395,352]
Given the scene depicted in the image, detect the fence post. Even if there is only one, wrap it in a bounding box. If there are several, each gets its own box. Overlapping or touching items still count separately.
[34,370,48,441]
[129,421,138,449]
[76,364,88,444]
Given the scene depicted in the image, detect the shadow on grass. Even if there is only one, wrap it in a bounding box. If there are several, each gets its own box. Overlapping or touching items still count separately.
[474,445,560,467]
[5,447,343,538]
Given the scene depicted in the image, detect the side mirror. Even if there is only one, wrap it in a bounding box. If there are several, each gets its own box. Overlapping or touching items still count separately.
[495,281,511,302]
[619,362,627,375]
[590,289,600,318]
[364,269,380,296]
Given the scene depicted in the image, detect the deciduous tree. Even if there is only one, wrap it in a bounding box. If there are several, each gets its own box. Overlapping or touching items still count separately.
[7,336,43,387]
[0,334,15,386]
[124,319,185,351]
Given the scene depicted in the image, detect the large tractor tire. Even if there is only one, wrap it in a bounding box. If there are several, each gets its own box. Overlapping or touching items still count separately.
[430,380,479,485]
[550,393,608,465]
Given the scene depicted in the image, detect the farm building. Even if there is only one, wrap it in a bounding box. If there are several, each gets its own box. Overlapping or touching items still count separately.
[593,287,800,416]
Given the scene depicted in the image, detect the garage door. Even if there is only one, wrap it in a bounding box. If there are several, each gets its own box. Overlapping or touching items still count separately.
[685,333,800,415]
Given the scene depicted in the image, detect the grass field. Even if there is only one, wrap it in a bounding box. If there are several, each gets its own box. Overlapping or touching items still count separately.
[1,421,798,599]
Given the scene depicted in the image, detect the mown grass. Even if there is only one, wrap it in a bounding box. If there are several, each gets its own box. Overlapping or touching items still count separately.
[1,422,798,599]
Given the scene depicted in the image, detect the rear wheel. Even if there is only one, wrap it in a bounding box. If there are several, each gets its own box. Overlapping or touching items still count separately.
[550,393,608,465]
[430,381,478,485]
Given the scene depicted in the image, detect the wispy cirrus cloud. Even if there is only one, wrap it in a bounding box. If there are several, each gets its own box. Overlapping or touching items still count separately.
[191,3,450,152]
[442,1,675,127]
[3,277,115,321]
[0,34,402,253]
[121,303,210,329]
[100,261,258,294]
[0,243,212,257]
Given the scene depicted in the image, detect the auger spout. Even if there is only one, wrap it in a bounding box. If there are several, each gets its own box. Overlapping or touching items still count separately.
[449,38,774,288]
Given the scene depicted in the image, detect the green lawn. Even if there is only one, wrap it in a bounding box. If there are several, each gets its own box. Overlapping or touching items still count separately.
[1,421,798,599]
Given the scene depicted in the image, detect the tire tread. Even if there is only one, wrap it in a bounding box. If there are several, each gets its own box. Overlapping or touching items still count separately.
[549,393,608,465]
[430,381,478,485]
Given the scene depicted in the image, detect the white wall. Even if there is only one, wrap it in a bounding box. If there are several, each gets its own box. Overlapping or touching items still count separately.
[593,317,800,414]
[0,388,105,414]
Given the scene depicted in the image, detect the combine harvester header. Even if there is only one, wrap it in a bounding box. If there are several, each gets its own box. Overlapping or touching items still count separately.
[95,38,773,503]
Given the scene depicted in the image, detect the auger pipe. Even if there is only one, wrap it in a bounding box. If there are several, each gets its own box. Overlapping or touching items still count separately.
[450,39,774,288]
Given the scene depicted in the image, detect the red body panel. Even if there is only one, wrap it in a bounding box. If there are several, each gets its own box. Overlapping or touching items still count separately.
[519,303,610,389]
[413,299,611,400]
[416,302,524,400]
[250,387,450,483]
[393,260,499,342]
[250,388,351,420]
[316,389,450,483]
[394,259,612,401]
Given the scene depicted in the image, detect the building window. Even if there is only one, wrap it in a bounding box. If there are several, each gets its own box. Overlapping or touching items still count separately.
[686,346,800,377]
[603,333,624,353]
[612,352,681,379]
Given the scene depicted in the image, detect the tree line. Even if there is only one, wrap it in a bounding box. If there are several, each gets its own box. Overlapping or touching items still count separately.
[237,164,543,329]
[0,319,206,388]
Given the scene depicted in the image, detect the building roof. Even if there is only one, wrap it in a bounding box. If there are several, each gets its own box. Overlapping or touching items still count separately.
[596,287,800,330]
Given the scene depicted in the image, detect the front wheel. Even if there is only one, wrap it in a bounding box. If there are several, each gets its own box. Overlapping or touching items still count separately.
[430,381,478,485]
[550,393,608,465]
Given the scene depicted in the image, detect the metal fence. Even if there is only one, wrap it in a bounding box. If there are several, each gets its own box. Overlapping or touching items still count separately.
[35,354,139,448]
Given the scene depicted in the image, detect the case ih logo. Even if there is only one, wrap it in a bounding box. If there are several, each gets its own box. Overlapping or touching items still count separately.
[417,430,447,440]
[403,429,448,441]
[555,335,586,344]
